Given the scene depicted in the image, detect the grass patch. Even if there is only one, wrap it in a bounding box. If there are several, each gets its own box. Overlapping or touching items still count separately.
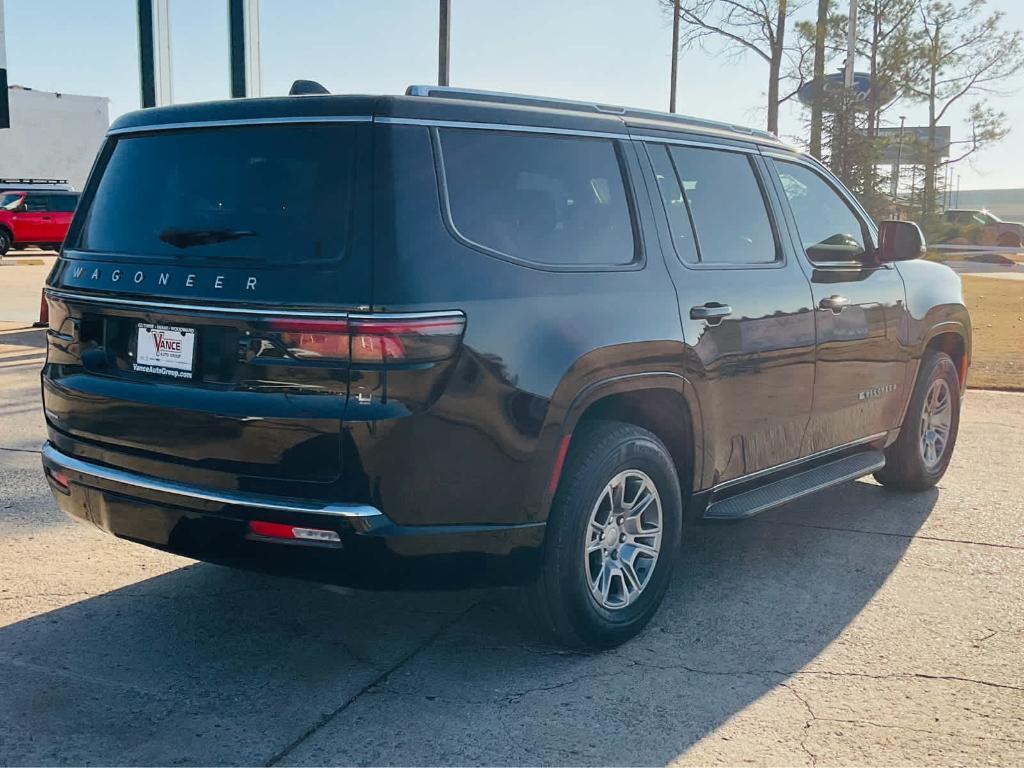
[962,275,1024,390]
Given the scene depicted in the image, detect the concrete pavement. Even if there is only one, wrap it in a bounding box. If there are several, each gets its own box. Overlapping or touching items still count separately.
[1,327,1022,766]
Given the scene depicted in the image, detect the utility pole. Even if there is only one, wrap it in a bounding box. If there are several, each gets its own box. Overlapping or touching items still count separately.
[137,0,173,107]
[669,0,680,113]
[0,0,9,129]
[228,0,262,98]
[844,0,858,88]
[438,0,451,87]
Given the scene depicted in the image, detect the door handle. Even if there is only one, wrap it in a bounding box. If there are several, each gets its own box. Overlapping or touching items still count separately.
[819,295,849,314]
[689,303,733,324]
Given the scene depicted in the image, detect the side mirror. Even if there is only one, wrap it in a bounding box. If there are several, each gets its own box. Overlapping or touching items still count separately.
[878,220,926,262]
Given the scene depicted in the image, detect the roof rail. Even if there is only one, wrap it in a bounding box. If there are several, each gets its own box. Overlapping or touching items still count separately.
[0,177,69,184]
[405,85,779,143]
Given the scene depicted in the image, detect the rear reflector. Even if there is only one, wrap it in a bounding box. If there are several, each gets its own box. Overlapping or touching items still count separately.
[249,520,341,543]
[266,313,465,364]
[46,467,71,494]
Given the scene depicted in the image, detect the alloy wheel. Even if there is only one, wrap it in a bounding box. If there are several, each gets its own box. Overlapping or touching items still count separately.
[584,469,663,610]
[920,378,952,469]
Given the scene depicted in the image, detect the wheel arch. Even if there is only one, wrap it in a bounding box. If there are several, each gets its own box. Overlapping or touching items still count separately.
[920,322,970,390]
[542,373,705,519]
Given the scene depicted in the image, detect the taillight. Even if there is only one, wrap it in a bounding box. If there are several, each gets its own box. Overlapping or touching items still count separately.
[265,313,465,364]
[348,315,465,364]
[267,318,350,361]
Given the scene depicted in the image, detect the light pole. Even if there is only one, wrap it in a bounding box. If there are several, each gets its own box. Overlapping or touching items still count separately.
[891,114,906,200]
[844,0,858,89]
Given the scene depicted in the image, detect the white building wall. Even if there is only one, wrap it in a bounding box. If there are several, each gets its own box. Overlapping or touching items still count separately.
[0,87,110,190]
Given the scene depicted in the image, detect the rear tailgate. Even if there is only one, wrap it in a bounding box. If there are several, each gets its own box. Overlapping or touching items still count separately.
[43,119,372,488]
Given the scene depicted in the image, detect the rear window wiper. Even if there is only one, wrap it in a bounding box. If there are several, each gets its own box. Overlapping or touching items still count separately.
[158,228,258,248]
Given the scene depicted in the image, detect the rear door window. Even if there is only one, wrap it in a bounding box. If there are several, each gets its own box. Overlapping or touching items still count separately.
[46,194,79,213]
[438,129,637,267]
[76,124,357,264]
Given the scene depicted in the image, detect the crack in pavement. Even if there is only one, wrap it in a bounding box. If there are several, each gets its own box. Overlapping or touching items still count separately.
[627,659,1024,694]
[778,681,818,766]
[262,598,482,767]
[0,446,42,454]
[766,519,1024,551]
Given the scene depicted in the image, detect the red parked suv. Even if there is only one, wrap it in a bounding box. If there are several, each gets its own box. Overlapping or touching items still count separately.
[0,190,79,254]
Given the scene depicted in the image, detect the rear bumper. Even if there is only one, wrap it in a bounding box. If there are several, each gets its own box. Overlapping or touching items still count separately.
[41,443,544,588]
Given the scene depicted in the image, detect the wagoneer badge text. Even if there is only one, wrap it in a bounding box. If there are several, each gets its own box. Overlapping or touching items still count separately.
[70,265,258,292]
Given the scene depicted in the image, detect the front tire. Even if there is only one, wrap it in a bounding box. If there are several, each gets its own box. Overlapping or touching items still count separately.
[0,230,11,255]
[875,352,961,491]
[524,421,683,649]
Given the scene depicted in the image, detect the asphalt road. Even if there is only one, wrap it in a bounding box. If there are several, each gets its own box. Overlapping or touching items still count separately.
[1,326,1023,766]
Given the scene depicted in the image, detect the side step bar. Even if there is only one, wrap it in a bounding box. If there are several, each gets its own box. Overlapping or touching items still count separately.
[703,450,886,521]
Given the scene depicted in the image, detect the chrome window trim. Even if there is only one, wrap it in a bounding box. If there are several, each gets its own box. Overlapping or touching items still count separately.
[376,116,628,141]
[42,443,384,519]
[634,134,760,154]
[107,115,372,136]
[711,432,888,493]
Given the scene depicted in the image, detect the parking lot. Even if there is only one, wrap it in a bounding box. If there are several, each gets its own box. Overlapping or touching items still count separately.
[2,303,1023,765]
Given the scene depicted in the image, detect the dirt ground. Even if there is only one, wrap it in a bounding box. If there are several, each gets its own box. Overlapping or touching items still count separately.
[961,275,1024,390]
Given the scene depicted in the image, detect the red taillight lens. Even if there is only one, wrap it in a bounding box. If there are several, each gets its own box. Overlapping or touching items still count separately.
[267,318,351,361]
[265,313,465,364]
[349,315,465,364]
[46,467,70,494]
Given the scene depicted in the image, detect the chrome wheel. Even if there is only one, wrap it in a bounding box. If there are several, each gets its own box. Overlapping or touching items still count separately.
[584,469,663,611]
[920,378,952,469]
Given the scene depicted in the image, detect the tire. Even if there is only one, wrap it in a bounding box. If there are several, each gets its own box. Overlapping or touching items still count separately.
[874,351,961,491]
[0,230,10,256]
[523,420,683,649]
[997,232,1022,248]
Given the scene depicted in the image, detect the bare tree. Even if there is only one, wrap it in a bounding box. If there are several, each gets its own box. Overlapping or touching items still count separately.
[661,0,809,134]
[809,0,830,157]
[910,0,1024,215]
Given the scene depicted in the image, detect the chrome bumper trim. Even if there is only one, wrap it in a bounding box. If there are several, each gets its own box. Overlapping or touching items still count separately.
[41,443,384,520]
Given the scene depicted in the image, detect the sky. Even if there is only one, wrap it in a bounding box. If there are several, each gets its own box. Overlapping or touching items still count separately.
[5,0,1024,190]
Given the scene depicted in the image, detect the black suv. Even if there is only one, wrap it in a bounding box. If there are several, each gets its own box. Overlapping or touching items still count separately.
[40,86,970,648]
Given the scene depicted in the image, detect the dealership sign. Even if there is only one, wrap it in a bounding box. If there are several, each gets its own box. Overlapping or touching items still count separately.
[797,72,886,112]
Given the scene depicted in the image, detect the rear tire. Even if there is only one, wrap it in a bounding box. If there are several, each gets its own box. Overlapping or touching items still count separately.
[874,352,961,491]
[997,231,1023,248]
[0,230,11,255]
[523,421,683,649]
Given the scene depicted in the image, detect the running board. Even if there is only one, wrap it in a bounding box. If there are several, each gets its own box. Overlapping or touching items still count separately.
[703,450,886,521]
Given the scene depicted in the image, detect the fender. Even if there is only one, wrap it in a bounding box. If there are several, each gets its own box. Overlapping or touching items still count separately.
[521,361,706,522]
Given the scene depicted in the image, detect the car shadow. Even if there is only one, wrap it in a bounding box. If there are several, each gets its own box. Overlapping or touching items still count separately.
[0,479,936,766]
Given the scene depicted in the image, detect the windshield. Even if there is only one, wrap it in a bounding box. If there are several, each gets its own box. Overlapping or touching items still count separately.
[76,123,357,264]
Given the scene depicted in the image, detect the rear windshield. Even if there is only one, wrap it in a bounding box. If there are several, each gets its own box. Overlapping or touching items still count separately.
[76,124,357,264]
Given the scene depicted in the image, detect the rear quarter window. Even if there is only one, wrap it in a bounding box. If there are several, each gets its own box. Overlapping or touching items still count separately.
[437,129,638,268]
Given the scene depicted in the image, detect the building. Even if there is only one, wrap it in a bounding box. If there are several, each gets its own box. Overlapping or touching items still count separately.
[0,85,109,190]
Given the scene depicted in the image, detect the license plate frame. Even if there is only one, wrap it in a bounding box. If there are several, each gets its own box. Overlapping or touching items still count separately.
[133,323,197,380]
